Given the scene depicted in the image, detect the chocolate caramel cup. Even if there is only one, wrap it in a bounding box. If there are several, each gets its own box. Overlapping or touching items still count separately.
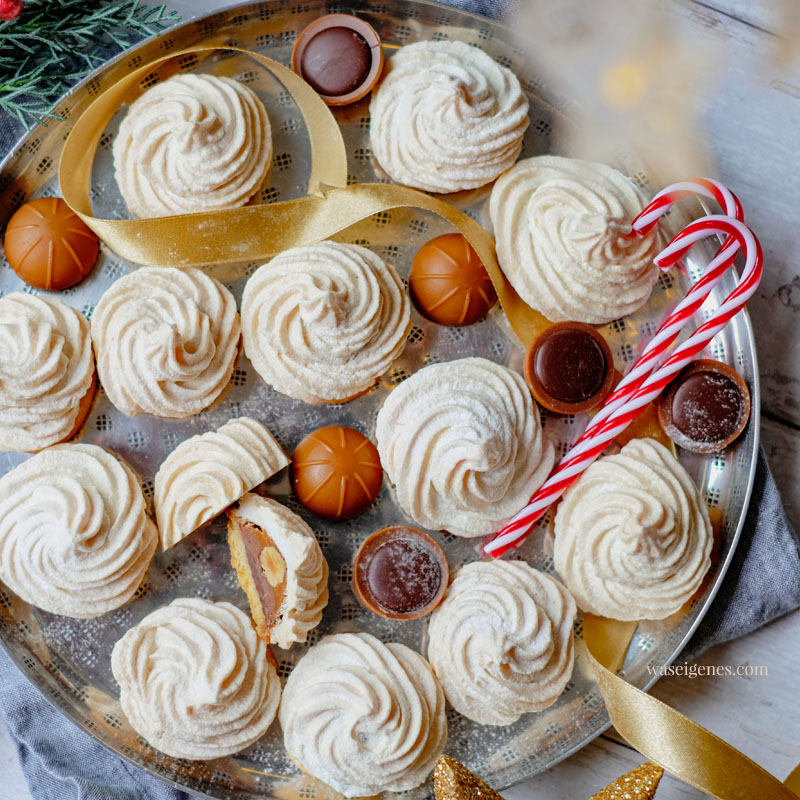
[292,14,383,106]
[523,321,615,414]
[353,526,449,621]
[657,359,751,454]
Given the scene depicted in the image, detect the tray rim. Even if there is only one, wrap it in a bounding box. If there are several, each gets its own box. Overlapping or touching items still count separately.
[0,0,761,795]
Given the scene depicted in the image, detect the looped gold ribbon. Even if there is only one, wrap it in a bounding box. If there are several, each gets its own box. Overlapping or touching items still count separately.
[57,44,797,799]
[584,614,800,800]
[59,45,348,203]
[57,44,548,346]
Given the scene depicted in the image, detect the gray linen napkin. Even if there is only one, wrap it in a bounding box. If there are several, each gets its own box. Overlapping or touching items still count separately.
[2,3,800,799]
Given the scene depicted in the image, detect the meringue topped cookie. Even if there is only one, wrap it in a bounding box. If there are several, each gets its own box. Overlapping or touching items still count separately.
[227,493,329,648]
[279,631,446,797]
[427,561,576,725]
[0,293,95,452]
[113,74,272,218]
[154,416,289,550]
[489,155,660,324]
[370,40,529,193]
[91,266,240,418]
[111,598,280,759]
[0,443,157,618]
[370,42,529,192]
[554,438,713,620]
[375,357,554,537]
[241,241,411,404]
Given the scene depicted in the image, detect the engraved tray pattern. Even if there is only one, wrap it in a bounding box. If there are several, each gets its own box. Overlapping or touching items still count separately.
[0,1,759,798]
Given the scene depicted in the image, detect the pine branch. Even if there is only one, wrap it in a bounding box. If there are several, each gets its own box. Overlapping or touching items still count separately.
[0,0,181,128]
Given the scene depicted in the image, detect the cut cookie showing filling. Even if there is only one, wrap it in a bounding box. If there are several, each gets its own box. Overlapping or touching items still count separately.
[227,493,329,649]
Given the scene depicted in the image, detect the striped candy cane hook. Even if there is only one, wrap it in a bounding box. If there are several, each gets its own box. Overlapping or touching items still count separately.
[485,214,762,558]
[573,179,749,453]
[631,178,744,237]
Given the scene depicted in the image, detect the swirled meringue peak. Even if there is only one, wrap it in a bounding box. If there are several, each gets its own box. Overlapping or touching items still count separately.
[242,241,411,404]
[554,438,713,621]
[0,293,94,452]
[279,632,446,797]
[154,417,288,550]
[0,443,157,618]
[369,40,529,193]
[489,156,660,324]
[111,598,280,759]
[113,74,272,218]
[428,560,576,725]
[91,266,240,418]
[375,357,554,537]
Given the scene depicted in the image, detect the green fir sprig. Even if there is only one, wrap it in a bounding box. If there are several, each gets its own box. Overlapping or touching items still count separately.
[0,0,181,128]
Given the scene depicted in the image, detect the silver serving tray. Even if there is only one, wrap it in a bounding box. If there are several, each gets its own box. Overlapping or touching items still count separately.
[0,1,759,798]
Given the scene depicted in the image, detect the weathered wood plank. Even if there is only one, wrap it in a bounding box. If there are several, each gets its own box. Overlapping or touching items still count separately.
[502,733,704,798]
[761,417,800,531]
[688,0,786,33]
[664,1,800,427]
[600,608,800,798]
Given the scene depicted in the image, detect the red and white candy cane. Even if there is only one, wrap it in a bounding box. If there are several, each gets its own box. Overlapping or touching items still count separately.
[484,213,763,558]
[484,179,749,557]
[591,179,746,433]
[631,177,743,237]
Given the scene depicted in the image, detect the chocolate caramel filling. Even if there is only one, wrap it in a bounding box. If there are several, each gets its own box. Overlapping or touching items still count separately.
[670,371,744,445]
[299,27,372,97]
[237,518,287,632]
[363,538,443,615]
[533,327,608,404]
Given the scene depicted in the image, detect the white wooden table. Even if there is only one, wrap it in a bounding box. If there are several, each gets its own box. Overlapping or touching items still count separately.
[2,0,800,797]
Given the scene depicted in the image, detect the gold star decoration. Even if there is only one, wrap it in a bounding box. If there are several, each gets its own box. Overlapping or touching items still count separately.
[589,761,664,800]
[433,755,503,800]
[433,756,664,800]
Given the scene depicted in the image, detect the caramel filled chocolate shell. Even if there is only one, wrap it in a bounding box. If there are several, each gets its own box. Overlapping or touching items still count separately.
[353,526,449,620]
[226,494,329,649]
[228,512,287,641]
[4,198,99,291]
[291,425,383,519]
[409,233,498,326]
[292,14,383,106]
[524,321,614,414]
[657,359,750,454]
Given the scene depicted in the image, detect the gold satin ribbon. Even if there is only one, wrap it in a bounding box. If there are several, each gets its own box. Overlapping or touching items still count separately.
[584,614,800,800]
[786,765,800,795]
[58,45,548,347]
[58,45,795,798]
[59,46,348,203]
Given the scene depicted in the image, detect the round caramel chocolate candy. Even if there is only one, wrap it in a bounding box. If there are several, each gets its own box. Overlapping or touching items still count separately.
[409,233,498,326]
[657,359,750,454]
[353,526,449,620]
[4,198,99,291]
[523,321,614,414]
[291,425,383,519]
[292,14,383,106]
